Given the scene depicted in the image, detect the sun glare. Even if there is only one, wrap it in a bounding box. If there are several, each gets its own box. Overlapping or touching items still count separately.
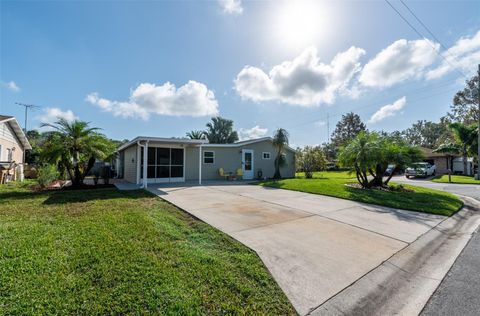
[274,0,330,50]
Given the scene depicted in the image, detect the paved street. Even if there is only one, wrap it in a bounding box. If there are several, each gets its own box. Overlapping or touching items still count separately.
[392,176,480,315]
[392,176,480,201]
[421,226,480,316]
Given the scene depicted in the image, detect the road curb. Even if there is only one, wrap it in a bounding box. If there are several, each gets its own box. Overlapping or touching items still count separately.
[309,197,480,316]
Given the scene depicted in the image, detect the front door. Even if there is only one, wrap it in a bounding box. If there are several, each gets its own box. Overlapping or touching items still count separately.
[242,149,254,180]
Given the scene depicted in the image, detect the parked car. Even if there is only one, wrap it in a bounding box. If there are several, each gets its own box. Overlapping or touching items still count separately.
[405,162,436,178]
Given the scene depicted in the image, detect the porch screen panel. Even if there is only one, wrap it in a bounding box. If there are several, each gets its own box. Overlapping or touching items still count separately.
[157,148,170,178]
[170,148,184,178]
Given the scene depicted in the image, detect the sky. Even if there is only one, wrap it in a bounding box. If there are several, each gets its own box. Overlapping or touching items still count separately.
[1,0,479,147]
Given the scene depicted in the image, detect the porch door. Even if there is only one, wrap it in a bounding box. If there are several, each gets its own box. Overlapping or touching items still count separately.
[242,149,254,180]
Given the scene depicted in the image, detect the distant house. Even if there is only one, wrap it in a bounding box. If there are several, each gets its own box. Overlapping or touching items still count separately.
[0,115,32,180]
[116,136,296,187]
[420,147,474,175]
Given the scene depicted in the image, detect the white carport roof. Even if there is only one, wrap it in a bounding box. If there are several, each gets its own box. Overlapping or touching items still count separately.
[0,115,32,150]
[118,136,297,153]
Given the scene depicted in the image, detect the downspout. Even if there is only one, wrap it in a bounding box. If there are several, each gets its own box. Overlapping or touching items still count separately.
[198,144,202,185]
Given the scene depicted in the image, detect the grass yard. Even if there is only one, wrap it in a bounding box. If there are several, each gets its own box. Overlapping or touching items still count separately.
[0,182,295,315]
[260,171,462,216]
[432,174,480,185]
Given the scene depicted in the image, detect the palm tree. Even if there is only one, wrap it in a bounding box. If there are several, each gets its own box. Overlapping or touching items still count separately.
[439,123,477,175]
[204,117,239,144]
[186,130,205,140]
[338,131,380,188]
[41,119,116,186]
[273,128,290,179]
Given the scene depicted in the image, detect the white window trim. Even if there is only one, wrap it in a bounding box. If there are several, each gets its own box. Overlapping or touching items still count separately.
[203,150,215,164]
[262,152,271,160]
[0,144,2,161]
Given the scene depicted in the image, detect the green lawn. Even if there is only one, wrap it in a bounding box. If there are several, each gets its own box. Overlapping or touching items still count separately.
[0,182,295,315]
[432,174,480,185]
[260,171,462,216]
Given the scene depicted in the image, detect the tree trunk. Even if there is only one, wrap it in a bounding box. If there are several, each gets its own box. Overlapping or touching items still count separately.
[463,149,468,175]
[384,166,397,185]
[273,149,282,179]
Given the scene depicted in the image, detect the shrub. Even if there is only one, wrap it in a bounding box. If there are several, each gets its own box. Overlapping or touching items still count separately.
[37,164,60,188]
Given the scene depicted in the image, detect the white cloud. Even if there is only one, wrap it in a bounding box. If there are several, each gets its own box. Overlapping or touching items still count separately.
[38,107,78,128]
[359,39,439,88]
[234,46,365,106]
[314,120,326,127]
[368,96,406,124]
[426,30,480,79]
[239,125,268,140]
[2,81,20,92]
[86,81,219,120]
[218,0,243,14]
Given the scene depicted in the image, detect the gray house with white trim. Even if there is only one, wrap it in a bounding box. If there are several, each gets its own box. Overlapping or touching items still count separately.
[117,136,296,187]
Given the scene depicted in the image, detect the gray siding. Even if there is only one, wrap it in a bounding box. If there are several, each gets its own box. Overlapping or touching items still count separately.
[186,140,295,181]
[123,145,138,183]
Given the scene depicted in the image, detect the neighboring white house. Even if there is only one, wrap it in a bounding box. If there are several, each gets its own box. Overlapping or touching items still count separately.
[116,136,296,187]
[0,115,32,180]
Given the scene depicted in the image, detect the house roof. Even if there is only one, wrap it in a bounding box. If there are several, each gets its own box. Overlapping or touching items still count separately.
[421,147,458,158]
[117,136,296,153]
[0,115,32,150]
[117,136,208,151]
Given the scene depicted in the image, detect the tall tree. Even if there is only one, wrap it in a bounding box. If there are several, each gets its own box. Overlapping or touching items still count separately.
[447,74,480,124]
[204,117,239,144]
[402,120,449,148]
[41,119,116,186]
[272,128,290,179]
[331,112,366,148]
[186,130,205,140]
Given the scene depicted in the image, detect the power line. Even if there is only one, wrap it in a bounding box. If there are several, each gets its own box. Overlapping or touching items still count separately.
[285,85,459,132]
[274,77,459,129]
[384,0,469,80]
[399,0,468,77]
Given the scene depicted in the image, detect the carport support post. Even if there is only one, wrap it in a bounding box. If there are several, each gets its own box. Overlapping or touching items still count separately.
[198,144,202,185]
[143,141,148,188]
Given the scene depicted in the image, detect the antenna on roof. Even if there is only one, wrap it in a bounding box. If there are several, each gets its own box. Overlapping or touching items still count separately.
[15,102,40,133]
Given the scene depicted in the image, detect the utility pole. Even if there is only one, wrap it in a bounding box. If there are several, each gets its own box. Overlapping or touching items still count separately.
[15,102,39,133]
[15,102,39,164]
[327,113,330,143]
[477,64,480,179]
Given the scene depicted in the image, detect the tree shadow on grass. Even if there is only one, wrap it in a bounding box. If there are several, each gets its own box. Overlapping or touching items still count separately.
[42,188,150,205]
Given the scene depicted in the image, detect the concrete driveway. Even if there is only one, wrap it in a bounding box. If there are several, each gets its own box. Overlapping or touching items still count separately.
[147,183,445,315]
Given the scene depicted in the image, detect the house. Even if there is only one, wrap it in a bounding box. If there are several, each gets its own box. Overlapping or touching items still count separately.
[0,115,32,181]
[420,147,475,175]
[116,136,296,187]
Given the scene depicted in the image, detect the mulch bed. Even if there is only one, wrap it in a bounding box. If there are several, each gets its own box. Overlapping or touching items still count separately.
[346,183,414,193]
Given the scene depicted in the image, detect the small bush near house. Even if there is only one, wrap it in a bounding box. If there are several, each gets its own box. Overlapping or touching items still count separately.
[36,164,60,188]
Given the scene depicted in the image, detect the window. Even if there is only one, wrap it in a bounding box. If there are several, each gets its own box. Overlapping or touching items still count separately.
[7,148,12,162]
[203,151,214,164]
[0,144,2,161]
[262,152,271,160]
